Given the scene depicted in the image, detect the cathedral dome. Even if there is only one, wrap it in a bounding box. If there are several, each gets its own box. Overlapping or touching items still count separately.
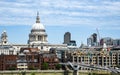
[28,12,48,44]
[32,23,45,30]
[32,12,45,30]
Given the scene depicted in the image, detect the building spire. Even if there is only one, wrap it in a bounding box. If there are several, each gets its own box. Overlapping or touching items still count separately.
[36,11,40,23]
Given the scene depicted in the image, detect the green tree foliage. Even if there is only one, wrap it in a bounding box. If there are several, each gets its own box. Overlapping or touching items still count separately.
[42,62,49,70]
[29,66,37,70]
[55,64,62,70]
[117,65,120,68]
[8,67,16,70]
[21,71,26,75]
[31,72,35,75]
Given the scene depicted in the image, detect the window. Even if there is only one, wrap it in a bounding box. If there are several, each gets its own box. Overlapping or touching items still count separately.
[41,46,43,49]
[38,36,42,41]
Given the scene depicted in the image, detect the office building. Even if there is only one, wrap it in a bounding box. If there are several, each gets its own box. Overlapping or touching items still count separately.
[113,39,120,46]
[100,37,113,46]
[63,32,71,44]
[87,33,98,47]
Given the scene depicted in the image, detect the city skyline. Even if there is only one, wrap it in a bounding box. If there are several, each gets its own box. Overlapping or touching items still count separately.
[0,0,120,46]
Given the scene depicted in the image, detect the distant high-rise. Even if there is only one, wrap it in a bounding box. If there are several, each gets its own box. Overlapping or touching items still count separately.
[68,40,77,46]
[113,39,120,46]
[87,37,92,47]
[63,32,71,44]
[92,33,97,43]
[100,37,113,46]
[87,33,98,46]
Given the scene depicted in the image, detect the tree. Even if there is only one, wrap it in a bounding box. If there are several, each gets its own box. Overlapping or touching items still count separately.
[8,66,16,70]
[42,62,49,70]
[31,72,35,75]
[28,66,37,70]
[55,64,62,70]
[117,65,120,68]
[21,71,26,75]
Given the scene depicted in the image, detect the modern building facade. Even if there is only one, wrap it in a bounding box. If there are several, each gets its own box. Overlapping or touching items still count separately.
[87,33,98,47]
[63,32,77,47]
[113,39,120,46]
[63,32,71,44]
[68,40,77,46]
[100,37,113,46]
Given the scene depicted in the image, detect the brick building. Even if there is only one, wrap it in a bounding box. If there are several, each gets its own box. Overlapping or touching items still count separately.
[0,47,59,70]
[17,48,41,70]
[0,55,17,70]
[40,53,59,70]
[17,48,59,70]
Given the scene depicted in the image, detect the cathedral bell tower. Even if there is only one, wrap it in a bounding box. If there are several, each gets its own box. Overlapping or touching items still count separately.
[1,30,8,45]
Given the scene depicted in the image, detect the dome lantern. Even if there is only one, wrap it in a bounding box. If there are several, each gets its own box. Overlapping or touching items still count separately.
[36,12,40,23]
[32,12,45,30]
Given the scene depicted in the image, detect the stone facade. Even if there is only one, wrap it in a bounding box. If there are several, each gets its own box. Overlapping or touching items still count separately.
[67,48,120,70]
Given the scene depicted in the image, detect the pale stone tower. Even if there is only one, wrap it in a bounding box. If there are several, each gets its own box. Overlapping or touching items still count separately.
[28,12,48,44]
[1,30,8,45]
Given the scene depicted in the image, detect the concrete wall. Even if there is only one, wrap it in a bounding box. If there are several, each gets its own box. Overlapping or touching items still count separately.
[0,70,111,75]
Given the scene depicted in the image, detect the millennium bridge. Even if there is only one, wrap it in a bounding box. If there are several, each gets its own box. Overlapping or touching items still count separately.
[60,62,120,75]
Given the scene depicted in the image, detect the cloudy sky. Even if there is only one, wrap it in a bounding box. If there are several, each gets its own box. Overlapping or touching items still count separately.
[0,0,120,46]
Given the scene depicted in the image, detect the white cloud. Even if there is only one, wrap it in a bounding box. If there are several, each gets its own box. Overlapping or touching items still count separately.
[0,0,120,29]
